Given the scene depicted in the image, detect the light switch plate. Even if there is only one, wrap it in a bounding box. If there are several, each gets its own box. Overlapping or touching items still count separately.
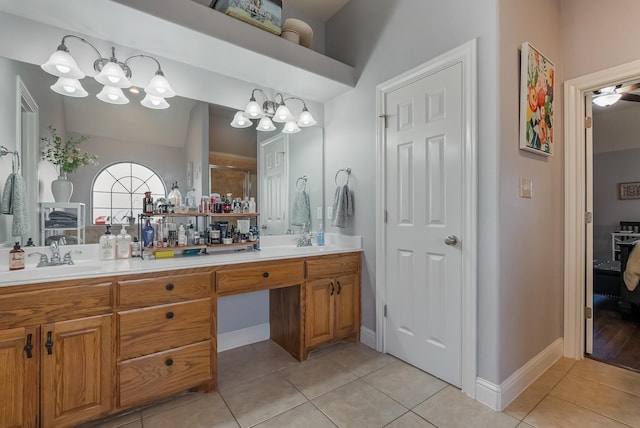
[317,207,323,220]
[520,177,532,198]
[327,206,333,220]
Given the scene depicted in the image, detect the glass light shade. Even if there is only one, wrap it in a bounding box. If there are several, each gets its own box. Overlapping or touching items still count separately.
[96,85,129,104]
[95,61,132,88]
[244,100,264,118]
[41,50,85,79]
[256,117,276,132]
[145,73,176,98]
[282,120,301,134]
[592,93,621,107]
[230,111,252,128]
[50,77,88,97]
[273,105,295,123]
[297,109,317,127]
[141,94,169,109]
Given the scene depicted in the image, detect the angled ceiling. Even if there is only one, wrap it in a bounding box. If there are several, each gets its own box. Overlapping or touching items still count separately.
[284,0,351,21]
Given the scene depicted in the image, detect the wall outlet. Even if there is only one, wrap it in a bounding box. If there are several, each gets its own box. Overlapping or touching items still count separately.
[316,206,323,220]
[327,206,333,220]
[519,177,532,198]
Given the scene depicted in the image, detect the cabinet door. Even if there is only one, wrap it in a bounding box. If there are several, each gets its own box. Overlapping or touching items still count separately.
[0,327,38,428]
[305,278,335,347]
[334,274,360,340]
[41,315,113,428]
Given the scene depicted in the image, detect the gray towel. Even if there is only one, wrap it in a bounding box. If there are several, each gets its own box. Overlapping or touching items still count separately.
[1,173,30,236]
[291,190,311,226]
[331,184,353,228]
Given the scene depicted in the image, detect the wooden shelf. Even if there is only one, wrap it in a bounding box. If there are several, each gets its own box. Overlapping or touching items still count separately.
[141,212,259,218]
[208,241,259,248]
[144,245,206,254]
[208,213,259,218]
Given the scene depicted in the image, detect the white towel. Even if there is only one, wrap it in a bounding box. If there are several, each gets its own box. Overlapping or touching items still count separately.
[624,243,640,292]
[1,173,30,236]
[331,184,353,228]
[291,190,311,226]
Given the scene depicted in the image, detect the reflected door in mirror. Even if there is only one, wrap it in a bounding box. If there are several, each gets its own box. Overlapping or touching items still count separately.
[260,135,287,235]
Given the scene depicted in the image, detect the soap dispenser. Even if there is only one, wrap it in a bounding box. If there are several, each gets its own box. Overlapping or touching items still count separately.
[99,225,116,260]
[116,224,132,259]
[9,242,25,270]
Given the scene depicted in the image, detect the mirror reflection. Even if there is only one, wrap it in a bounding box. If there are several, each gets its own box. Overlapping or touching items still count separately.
[0,55,323,247]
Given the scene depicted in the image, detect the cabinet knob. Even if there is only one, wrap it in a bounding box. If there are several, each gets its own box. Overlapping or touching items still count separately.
[166,283,175,291]
[263,272,269,278]
[165,358,174,366]
[166,312,174,319]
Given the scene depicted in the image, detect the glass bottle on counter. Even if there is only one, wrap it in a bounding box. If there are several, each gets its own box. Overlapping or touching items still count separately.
[9,242,25,270]
[168,182,182,209]
[116,224,132,259]
[131,237,142,257]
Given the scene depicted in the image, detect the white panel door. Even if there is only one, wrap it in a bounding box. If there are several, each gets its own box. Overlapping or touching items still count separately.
[260,135,288,235]
[585,94,594,354]
[385,62,463,387]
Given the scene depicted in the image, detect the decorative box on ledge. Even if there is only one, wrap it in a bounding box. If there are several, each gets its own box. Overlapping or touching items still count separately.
[212,0,282,35]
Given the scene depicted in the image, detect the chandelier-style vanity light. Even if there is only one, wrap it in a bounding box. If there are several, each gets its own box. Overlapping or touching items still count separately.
[41,35,175,109]
[230,89,316,134]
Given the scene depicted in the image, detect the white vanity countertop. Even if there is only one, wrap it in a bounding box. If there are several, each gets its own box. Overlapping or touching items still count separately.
[0,234,362,288]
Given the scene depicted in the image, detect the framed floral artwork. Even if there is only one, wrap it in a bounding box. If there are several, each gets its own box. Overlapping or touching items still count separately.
[520,42,554,156]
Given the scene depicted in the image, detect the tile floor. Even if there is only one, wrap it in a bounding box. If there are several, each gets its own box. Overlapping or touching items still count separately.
[83,341,640,428]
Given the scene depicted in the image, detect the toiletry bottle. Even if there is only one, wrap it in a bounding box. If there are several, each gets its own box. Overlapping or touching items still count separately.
[248,197,256,213]
[131,237,141,257]
[25,238,35,247]
[143,219,155,248]
[116,224,132,259]
[178,223,187,246]
[9,242,25,270]
[317,224,325,246]
[186,220,195,245]
[168,182,182,208]
[99,225,116,260]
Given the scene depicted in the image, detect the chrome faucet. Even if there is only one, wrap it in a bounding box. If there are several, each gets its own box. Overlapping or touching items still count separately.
[49,241,61,265]
[296,224,313,247]
[28,243,81,267]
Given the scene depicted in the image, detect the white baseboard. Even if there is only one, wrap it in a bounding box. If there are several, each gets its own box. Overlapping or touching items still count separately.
[476,337,564,411]
[360,326,376,349]
[217,323,270,352]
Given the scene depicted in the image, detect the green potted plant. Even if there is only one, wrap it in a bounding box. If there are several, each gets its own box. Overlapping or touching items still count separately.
[41,126,98,202]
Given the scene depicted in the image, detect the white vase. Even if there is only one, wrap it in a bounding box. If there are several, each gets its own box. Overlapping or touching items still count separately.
[51,174,73,203]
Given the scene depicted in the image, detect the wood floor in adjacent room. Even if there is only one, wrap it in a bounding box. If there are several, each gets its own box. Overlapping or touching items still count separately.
[591,294,640,372]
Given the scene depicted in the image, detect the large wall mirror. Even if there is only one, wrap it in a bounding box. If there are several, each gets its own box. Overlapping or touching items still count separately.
[0,55,324,246]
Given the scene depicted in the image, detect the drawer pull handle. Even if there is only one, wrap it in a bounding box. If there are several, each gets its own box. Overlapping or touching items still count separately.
[263,272,269,278]
[166,311,174,319]
[166,283,175,291]
[24,333,33,359]
[165,358,174,366]
[330,282,335,296]
[337,281,342,295]
[45,331,53,355]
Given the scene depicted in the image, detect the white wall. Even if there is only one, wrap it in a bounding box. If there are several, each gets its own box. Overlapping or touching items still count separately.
[185,102,209,199]
[0,58,20,246]
[325,0,501,383]
[498,0,564,381]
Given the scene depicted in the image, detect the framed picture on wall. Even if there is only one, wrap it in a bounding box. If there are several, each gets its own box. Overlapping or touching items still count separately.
[519,42,554,156]
[619,182,640,200]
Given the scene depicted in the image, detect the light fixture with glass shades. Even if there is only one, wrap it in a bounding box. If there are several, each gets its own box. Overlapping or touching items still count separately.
[41,34,175,109]
[230,89,317,134]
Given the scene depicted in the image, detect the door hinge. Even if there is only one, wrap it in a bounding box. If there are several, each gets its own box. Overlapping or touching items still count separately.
[384,304,387,317]
[585,211,593,224]
[585,306,593,319]
[379,114,388,128]
[584,116,592,129]
[384,210,388,223]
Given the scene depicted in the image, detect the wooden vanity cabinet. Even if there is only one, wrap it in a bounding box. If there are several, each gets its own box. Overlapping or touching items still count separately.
[305,253,361,349]
[0,280,114,428]
[116,271,215,409]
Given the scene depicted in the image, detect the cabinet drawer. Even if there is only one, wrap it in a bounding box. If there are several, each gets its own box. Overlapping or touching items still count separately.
[118,340,212,408]
[0,282,113,329]
[119,299,211,359]
[117,272,211,309]
[216,261,304,295]
[306,253,360,278]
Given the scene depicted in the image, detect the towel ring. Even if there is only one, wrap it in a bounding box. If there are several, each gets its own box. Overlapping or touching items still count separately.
[335,167,351,186]
[296,176,307,191]
[0,145,19,173]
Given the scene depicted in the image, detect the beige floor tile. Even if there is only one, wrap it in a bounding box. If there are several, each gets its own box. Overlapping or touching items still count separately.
[385,411,436,427]
[220,372,307,427]
[143,391,238,428]
[218,342,299,390]
[516,423,535,428]
[413,386,519,428]
[280,355,357,399]
[312,379,407,428]
[363,360,447,409]
[570,358,640,397]
[550,373,640,427]
[140,391,206,418]
[77,411,141,428]
[523,395,628,428]
[253,402,337,428]
[325,342,397,377]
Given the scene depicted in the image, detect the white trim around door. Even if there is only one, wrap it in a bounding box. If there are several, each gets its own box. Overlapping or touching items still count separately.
[375,39,478,398]
[564,58,640,359]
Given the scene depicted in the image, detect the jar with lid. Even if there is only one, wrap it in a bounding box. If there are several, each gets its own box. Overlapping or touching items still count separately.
[143,191,154,214]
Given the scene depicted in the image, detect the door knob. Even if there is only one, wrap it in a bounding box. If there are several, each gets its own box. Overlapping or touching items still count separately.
[444,235,459,246]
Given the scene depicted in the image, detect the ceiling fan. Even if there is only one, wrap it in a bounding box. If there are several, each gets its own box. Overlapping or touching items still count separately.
[592,83,640,106]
